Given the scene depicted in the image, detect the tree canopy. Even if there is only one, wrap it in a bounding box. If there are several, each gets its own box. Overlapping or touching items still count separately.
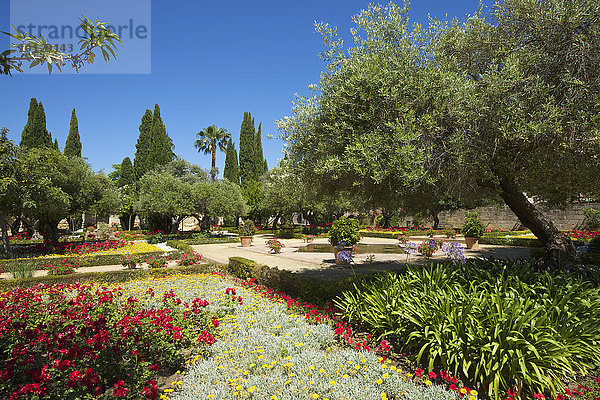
[279,0,600,271]
[195,125,230,181]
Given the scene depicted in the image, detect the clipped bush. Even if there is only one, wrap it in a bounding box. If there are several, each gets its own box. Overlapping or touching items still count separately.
[238,220,256,237]
[583,208,600,230]
[328,217,360,246]
[461,211,486,238]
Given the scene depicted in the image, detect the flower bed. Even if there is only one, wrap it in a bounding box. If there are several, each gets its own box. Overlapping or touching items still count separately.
[1,242,165,272]
[0,277,217,399]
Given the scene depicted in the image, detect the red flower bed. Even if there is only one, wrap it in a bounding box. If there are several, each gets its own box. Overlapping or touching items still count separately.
[564,230,600,240]
[14,240,131,258]
[0,283,215,399]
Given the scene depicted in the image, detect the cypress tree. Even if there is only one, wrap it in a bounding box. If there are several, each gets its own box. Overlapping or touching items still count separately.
[149,104,174,167]
[118,157,136,187]
[53,139,59,151]
[239,112,257,185]
[134,109,154,178]
[134,104,174,179]
[223,140,240,185]
[64,108,82,157]
[20,98,53,149]
[255,122,268,176]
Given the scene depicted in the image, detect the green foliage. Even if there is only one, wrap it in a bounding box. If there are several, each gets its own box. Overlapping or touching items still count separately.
[239,112,257,185]
[136,170,195,233]
[583,209,600,231]
[328,217,360,246]
[2,16,122,75]
[195,125,231,180]
[255,122,268,176]
[193,179,248,230]
[117,157,135,187]
[462,211,485,238]
[5,259,37,279]
[63,108,82,157]
[20,98,53,150]
[335,260,600,399]
[134,105,174,179]
[223,139,240,185]
[238,219,256,236]
[241,179,263,220]
[166,239,193,253]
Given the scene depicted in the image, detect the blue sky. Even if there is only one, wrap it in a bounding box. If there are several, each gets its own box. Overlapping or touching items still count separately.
[1,0,479,175]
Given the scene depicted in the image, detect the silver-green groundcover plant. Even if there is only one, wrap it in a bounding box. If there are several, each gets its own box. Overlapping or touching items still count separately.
[117,275,458,400]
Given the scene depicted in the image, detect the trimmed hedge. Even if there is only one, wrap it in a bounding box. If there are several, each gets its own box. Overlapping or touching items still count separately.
[182,237,239,245]
[166,240,194,252]
[0,263,219,291]
[225,257,375,307]
[479,235,543,247]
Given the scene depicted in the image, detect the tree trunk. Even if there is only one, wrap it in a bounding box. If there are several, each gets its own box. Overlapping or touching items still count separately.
[211,144,217,181]
[40,219,60,243]
[432,213,440,230]
[0,212,13,259]
[497,177,584,273]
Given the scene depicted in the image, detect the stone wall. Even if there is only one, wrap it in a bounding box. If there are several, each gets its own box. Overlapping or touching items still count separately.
[437,202,600,231]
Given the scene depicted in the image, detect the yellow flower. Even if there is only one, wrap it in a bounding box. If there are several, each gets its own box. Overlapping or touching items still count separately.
[469,397,476,400]
[470,390,478,396]
[382,373,389,379]
[248,386,256,393]
[319,368,325,374]
[460,388,467,394]
[376,379,383,384]
[425,380,432,385]
[310,394,319,399]
[381,394,388,400]
[329,380,336,385]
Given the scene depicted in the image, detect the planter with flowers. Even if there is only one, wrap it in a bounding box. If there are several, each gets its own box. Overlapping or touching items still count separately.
[329,217,361,265]
[238,219,256,247]
[265,239,285,254]
[462,211,486,250]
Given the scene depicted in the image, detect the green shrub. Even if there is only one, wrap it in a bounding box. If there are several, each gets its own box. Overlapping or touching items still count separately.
[583,208,600,230]
[328,217,360,246]
[462,211,486,237]
[238,220,256,236]
[335,260,600,399]
[166,240,194,252]
[480,235,543,247]
[5,259,37,279]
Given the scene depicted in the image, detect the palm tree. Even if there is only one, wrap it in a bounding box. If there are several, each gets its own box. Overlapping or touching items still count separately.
[195,125,231,181]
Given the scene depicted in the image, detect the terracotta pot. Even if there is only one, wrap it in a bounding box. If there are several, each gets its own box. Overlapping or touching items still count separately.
[464,237,479,250]
[334,246,354,265]
[273,247,281,254]
[240,236,253,247]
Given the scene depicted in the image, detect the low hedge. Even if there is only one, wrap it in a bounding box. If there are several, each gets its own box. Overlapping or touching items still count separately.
[166,240,194,252]
[0,263,218,291]
[182,237,239,245]
[274,229,304,239]
[0,251,164,271]
[479,235,543,247]
[225,257,373,307]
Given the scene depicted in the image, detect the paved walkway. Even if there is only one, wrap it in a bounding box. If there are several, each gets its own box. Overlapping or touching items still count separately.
[191,235,532,280]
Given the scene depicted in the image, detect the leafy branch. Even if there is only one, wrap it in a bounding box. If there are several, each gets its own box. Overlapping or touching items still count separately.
[0,16,122,75]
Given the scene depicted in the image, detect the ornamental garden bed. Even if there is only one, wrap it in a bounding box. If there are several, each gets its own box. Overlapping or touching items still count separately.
[1,255,598,400]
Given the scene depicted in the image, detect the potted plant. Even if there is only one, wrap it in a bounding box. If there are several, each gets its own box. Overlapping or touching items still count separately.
[328,217,361,265]
[461,211,486,249]
[265,238,284,254]
[238,219,256,247]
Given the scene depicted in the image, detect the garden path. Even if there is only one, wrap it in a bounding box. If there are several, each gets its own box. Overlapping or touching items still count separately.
[191,235,532,280]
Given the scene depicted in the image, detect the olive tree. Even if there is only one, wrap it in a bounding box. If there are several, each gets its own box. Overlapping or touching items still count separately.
[279,1,600,272]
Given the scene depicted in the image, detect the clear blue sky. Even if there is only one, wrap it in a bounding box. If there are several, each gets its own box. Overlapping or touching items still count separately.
[1,0,479,175]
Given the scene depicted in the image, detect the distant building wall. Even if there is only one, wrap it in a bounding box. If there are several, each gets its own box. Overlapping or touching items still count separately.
[437,202,600,231]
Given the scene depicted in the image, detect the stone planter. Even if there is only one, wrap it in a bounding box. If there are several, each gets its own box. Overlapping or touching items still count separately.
[464,237,479,250]
[334,246,354,265]
[240,236,253,247]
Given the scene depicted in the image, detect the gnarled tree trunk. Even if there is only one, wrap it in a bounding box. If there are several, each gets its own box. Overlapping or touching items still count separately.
[0,212,12,258]
[497,177,584,273]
